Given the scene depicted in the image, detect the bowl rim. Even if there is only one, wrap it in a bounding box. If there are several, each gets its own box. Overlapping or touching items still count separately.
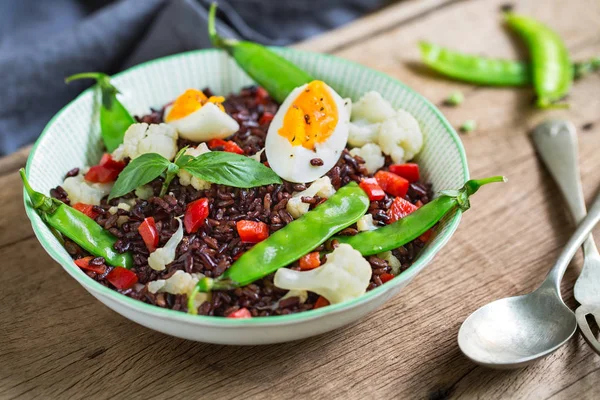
[24,47,469,327]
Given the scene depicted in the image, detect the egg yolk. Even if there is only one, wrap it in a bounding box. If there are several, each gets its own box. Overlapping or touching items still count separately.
[165,89,225,122]
[278,80,338,150]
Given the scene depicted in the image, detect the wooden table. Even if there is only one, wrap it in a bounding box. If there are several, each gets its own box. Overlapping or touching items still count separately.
[2,0,600,398]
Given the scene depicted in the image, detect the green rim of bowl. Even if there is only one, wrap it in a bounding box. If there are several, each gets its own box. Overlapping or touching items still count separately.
[24,48,469,327]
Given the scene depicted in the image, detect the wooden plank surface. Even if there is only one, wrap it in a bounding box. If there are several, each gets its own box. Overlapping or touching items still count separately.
[2,0,600,398]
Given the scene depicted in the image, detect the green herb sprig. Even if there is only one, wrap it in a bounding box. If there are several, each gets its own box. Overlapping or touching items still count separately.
[108,149,282,200]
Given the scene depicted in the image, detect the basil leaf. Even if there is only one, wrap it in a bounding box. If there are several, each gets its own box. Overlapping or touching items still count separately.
[109,153,170,200]
[183,152,282,188]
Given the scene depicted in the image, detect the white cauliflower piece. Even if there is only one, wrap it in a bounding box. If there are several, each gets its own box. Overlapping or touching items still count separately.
[274,243,372,304]
[250,148,265,163]
[147,271,211,309]
[62,173,112,206]
[112,123,178,162]
[378,110,423,163]
[108,202,131,215]
[378,251,402,275]
[286,176,336,219]
[177,143,211,190]
[351,91,396,123]
[148,218,184,271]
[357,214,378,232]
[349,143,385,174]
[348,120,381,148]
[135,185,154,200]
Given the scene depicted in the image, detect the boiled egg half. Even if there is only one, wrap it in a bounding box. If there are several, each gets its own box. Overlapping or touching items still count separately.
[265,80,349,183]
[165,89,239,142]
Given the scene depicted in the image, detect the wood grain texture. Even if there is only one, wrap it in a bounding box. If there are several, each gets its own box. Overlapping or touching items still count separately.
[3,0,600,398]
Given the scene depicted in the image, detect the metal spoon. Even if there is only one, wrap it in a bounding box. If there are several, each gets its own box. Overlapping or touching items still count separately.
[457,121,600,368]
[531,120,600,355]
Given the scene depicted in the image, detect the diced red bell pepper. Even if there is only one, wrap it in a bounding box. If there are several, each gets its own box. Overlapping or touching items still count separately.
[207,139,244,155]
[138,217,159,252]
[184,198,210,234]
[227,308,252,318]
[85,165,120,183]
[72,202,99,219]
[99,153,126,172]
[74,256,107,274]
[388,196,418,223]
[259,112,274,125]
[313,296,330,309]
[299,252,321,270]
[419,229,434,243]
[389,163,420,183]
[256,87,269,104]
[359,178,386,201]
[237,220,269,243]
[380,273,394,284]
[106,267,138,290]
[374,171,409,198]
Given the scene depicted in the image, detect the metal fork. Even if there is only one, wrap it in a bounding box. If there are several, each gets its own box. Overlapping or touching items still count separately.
[532,120,600,355]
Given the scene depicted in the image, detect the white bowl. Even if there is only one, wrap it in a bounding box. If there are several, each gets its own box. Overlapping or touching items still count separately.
[24,49,469,344]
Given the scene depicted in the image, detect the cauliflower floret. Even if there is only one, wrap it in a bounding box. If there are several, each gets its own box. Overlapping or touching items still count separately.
[148,218,184,271]
[349,143,385,174]
[135,185,154,200]
[348,119,381,148]
[147,271,211,309]
[250,148,265,163]
[177,143,211,190]
[378,251,402,275]
[112,123,178,162]
[274,243,372,304]
[351,91,396,123]
[286,176,336,219]
[108,202,131,215]
[62,173,112,206]
[378,110,423,163]
[357,214,378,232]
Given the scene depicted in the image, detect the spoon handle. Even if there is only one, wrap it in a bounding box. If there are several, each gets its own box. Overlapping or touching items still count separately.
[531,120,599,256]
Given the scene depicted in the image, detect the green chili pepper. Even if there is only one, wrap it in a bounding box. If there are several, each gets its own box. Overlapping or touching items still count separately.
[65,72,135,152]
[333,176,505,256]
[419,42,531,86]
[20,169,133,268]
[504,13,572,108]
[208,3,313,103]
[195,182,370,293]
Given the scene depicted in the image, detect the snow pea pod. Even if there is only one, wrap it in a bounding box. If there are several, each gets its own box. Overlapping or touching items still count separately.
[208,3,313,103]
[504,13,572,108]
[196,182,370,292]
[419,42,531,86]
[334,177,505,256]
[65,72,135,152]
[20,169,133,268]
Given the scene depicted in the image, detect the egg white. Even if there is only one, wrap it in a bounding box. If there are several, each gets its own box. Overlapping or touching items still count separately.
[165,102,239,142]
[265,83,349,184]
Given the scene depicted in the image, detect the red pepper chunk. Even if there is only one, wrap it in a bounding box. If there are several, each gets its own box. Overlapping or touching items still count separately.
[72,203,99,219]
[359,178,385,201]
[389,163,420,183]
[184,198,209,234]
[85,153,125,183]
[313,296,330,309]
[374,171,409,198]
[419,229,434,243]
[74,256,106,274]
[138,217,159,252]
[236,220,269,243]
[380,273,394,284]
[207,139,244,155]
[299,252,321,270]
[388,196,418,223]
[227,308,252,319]
[106,267,138,290]
[99,153,126,172]
[256,87,269,104]
[259,112,274,125]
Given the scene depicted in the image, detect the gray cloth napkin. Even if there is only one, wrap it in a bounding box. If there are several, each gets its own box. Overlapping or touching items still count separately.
[0,0,386,156]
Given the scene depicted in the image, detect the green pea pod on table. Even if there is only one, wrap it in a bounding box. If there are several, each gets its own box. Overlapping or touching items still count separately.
[208,2,313,103]
[188,182,370,310]
[20,169,133,268]
[65,72,136,152]
[334,176,506,256]
[504,13,572,108]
